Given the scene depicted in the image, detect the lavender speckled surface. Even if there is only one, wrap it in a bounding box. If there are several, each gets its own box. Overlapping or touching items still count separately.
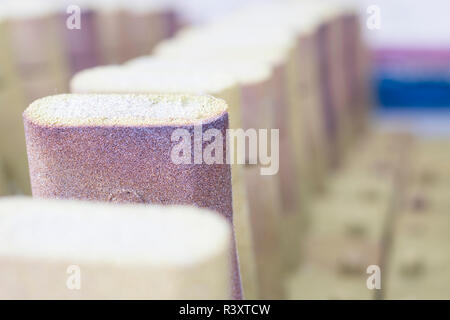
[23,94,242,299]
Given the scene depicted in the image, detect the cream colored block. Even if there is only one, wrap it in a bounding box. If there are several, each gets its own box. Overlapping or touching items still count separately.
[0,197,231,299]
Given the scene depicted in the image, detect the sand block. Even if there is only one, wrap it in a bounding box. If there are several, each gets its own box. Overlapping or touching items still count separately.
[70,65,259,299]
[0,197,231,299]
[23,93,242,299]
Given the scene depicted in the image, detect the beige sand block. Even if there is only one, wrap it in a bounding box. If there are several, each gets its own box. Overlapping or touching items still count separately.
[24,93,243,299]
[70,65,259,300]
[0,197,231,299]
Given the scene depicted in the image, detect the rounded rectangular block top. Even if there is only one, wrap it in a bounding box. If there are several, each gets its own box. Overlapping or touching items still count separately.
[0,197,231,299]
[24,93,228,127]
[70,65,236,95]
[23,93,242,299]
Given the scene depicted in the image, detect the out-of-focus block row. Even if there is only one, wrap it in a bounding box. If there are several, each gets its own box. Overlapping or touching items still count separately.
[0,0,179,195]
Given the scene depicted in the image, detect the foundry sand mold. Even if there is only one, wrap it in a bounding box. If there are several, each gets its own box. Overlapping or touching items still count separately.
[23,93,243,299]
[0,197,231,299]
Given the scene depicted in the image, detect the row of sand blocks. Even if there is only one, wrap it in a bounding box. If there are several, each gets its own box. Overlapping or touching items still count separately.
[3,1,371,299]
[0,0,178,195]
[66,1,371,299]
[287,131,450,300]
[288,130,412,299]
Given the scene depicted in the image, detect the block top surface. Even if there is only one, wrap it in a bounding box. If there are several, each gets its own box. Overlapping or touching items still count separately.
[0,197,230,267]
[24,93,228,127]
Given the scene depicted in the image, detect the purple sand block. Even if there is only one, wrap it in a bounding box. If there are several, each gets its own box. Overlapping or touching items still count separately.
[24,111,243,299]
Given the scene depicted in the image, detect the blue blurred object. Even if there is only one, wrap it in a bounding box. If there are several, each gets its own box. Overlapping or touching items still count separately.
[374,49,450,109]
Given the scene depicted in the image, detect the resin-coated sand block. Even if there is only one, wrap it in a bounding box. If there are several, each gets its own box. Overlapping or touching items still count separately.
[71,66,257,299]
[23,93,242,299]
[0,197,231,299]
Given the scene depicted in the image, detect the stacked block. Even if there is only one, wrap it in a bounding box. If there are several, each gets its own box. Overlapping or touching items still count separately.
[0,197,231,299]
[23,93,242,299]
